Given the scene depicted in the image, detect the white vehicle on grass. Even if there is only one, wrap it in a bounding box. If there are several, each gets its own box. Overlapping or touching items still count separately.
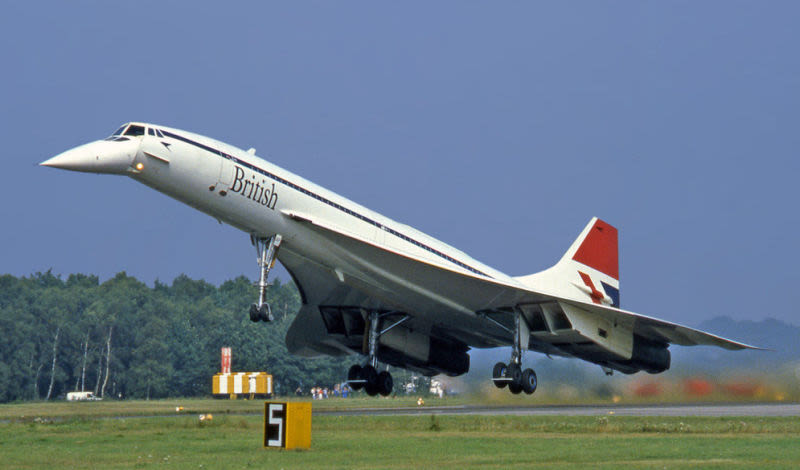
[66,391,102,401]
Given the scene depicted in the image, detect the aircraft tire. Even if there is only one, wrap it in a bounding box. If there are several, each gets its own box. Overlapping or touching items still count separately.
[249,304,260,322]
[348,365,364,391]
[377,371,393,396]
[508,382,523,394]
[492,362,508,389]
[362,365,379,396]
[508,363,522,385]
[522,368,537,395]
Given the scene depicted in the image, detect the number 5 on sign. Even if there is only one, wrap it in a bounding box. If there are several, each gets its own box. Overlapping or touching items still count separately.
[263,402,311,450]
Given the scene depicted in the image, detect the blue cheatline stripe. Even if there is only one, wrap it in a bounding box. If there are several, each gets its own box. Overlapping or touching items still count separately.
[600,282,620,308]
[161,130,492,278]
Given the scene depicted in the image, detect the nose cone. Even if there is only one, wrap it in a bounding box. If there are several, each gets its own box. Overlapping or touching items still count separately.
[41,140,137,174]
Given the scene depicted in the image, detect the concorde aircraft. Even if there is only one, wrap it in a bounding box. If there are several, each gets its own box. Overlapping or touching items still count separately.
[42,123,756,396]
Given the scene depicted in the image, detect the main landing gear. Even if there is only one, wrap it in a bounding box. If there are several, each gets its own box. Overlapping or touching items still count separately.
[347,311,409,397]
[492,361,537,395]
[249,234,282,323]
[490,309,538,395]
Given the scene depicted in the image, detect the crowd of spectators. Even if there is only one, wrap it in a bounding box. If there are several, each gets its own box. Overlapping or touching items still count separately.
[295,383,352,399]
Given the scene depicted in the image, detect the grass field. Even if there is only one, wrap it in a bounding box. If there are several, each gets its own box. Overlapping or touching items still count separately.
[2,400,800,469]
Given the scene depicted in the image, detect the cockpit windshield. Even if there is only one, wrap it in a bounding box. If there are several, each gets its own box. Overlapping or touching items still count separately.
[107,123,153,141]
[111,124,146,137]
[123,125,146,136]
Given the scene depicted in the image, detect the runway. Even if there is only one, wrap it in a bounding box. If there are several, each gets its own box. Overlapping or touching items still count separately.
[316,402,800,417]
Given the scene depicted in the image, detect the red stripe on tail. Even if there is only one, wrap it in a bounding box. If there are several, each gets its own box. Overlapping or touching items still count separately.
[578,271,605,304]
[572,219,619,280]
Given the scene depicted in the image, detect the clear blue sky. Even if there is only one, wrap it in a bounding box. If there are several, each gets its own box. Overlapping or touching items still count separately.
[1,2,797,326]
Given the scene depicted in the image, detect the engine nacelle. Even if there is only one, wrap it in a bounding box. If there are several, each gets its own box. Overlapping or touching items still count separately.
[612,335,671,374]
[378,327,469,376]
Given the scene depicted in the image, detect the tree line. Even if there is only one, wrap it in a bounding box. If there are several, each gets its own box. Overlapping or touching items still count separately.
[0,271,350,402]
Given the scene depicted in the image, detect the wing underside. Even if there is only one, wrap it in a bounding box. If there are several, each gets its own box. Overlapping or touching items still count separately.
[279,212,756,375]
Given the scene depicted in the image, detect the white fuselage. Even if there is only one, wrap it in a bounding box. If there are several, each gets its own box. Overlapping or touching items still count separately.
[129,124,514,288]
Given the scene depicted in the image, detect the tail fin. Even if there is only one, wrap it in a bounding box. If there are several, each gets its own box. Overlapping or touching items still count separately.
[515,218,620,308]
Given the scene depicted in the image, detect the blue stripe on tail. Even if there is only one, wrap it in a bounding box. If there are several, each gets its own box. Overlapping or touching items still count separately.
[601,282,620,308]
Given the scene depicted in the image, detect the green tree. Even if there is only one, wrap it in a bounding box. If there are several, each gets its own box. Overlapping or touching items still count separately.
[0,271,355,402]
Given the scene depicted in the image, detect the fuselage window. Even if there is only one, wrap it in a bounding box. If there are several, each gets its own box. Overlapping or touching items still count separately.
[147,128,156,136]
[112,125,128,136]
[124,125,145,137]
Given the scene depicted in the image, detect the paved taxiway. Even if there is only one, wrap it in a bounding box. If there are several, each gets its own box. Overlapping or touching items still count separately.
[316,403,800,417]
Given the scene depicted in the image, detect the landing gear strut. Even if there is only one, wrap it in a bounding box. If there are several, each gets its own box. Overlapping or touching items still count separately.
[249,234,282,323]
[490,308,537,395]
[347,311,409,397]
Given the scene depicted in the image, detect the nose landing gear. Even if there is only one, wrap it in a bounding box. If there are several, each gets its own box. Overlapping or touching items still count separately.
[249,234,282,322]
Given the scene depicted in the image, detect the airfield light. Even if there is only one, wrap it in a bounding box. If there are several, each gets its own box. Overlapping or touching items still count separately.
[136,162,144,171]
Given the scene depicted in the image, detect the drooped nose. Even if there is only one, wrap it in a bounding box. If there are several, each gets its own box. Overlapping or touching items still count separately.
[41,139,138,174]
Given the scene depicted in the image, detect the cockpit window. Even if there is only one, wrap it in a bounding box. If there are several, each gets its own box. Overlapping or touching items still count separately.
[147,128,156,136]
[155,129,164,138]
[124,125,145,136]
[112,125,128,136]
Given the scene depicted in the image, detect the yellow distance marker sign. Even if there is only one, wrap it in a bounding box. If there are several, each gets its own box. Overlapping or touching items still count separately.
[264,402,311,450]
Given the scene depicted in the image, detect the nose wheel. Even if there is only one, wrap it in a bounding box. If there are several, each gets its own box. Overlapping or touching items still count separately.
[249,302,272,323]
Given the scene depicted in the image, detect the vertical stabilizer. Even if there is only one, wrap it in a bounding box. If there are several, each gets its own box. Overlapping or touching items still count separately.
[515,218,620,308]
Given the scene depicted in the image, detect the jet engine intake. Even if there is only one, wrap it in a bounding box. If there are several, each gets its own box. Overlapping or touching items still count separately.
[613,335,671,374]
[378,327,469,377]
